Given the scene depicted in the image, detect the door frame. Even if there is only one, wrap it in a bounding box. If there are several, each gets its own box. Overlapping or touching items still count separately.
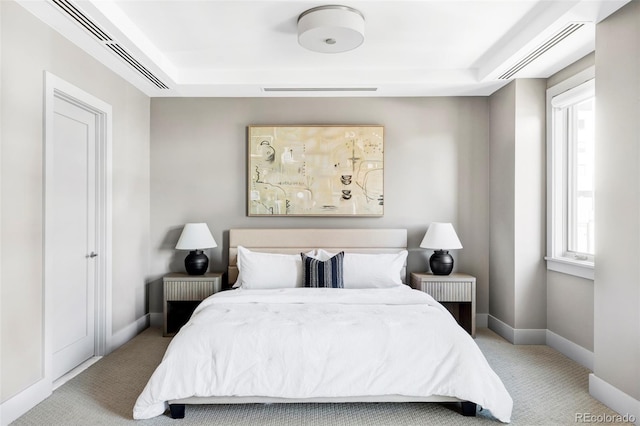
[43,72,112,386]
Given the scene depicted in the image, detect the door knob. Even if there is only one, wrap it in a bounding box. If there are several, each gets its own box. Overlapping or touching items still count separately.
[89,252,98,258]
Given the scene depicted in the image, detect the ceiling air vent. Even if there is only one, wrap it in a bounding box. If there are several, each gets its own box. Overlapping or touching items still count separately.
[498,22,585,80]
[106,44,169,89]
[50,0,169,89]
[263,87,378,92]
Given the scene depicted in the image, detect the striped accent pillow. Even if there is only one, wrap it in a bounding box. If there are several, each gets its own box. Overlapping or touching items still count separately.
[301,251,345,288]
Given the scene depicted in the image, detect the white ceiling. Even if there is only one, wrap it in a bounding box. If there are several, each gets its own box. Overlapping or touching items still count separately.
[19,0,630,97]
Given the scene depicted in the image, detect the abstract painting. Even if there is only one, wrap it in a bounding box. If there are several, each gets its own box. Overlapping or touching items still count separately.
[248,125,384,216]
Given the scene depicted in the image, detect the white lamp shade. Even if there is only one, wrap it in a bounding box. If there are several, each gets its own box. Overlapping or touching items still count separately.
[420,222,463,250]
[175,223,217,250]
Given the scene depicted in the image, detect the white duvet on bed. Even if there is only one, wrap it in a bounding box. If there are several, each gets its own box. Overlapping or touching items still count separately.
[133,286,513,422]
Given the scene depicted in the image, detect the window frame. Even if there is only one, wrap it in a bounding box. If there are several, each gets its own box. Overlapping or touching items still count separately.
[545,67,595,280]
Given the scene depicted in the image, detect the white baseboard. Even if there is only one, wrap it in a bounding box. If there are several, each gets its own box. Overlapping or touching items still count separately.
[546,330,594,370]
[53,357,102,391]
[514,328,546,345]
[589,374,640,425]
[487,317,594,369]
[488,315,515,342]
[0,378,51,426]
[110,314,150,352]
[487,315,546,344]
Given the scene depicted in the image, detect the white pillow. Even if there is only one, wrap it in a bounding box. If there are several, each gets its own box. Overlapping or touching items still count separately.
[316,249,407,288]
[235,246,311,289]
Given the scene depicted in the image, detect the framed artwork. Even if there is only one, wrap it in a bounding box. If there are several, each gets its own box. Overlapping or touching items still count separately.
[247,125,384,216]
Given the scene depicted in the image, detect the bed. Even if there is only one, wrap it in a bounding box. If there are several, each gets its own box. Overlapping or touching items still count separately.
[133,228,512,422]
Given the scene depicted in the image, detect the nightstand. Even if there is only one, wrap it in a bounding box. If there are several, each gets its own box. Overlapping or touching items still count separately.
[163,272,223,337]
[410,272,476,337]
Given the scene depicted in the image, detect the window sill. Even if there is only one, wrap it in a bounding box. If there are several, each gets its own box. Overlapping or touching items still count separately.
[545,257,594,280]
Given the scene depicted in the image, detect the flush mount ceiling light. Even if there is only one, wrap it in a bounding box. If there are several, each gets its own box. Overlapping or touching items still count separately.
[297,5,365,53]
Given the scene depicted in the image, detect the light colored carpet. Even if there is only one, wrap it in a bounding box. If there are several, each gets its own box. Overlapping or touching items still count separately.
[12,327,623,425]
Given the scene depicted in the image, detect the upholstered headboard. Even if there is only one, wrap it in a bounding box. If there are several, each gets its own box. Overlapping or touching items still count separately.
[228,228,408,285]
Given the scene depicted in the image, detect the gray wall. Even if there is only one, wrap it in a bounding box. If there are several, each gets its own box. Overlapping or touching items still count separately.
[488,82,516,326]
[594,0,640,401]
[489,79,547,332]
[513,79,547,330]
[547,271,594,350]
[149,97,491,314]
[0,1,151,401]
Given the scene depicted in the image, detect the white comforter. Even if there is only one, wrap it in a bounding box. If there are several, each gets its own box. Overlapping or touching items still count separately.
[133,286,513,422]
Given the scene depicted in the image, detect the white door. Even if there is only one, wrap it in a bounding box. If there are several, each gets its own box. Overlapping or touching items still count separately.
[50,95,97,380]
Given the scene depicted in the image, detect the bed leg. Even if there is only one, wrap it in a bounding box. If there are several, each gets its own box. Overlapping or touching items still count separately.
[169,404,185,419]
[461,401,477,417]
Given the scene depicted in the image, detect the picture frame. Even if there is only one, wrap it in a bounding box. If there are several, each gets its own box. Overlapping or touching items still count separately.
[247,125,384,216]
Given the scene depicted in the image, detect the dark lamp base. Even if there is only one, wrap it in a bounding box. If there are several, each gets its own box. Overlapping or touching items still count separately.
[184,250,209,275]
[429,250,454,275]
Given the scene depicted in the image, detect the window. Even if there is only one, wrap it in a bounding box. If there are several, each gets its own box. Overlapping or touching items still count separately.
[546,71,595,280]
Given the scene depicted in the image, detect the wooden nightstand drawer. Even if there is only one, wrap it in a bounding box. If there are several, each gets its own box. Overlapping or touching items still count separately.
[164,280,218,301]
[416,280,473,302]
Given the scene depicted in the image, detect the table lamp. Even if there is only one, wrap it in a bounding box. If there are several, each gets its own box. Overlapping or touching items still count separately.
[420,222,463,275]
[175,223,217,275]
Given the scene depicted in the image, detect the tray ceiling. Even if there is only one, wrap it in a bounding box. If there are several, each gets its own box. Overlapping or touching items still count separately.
[18,0,630,97]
